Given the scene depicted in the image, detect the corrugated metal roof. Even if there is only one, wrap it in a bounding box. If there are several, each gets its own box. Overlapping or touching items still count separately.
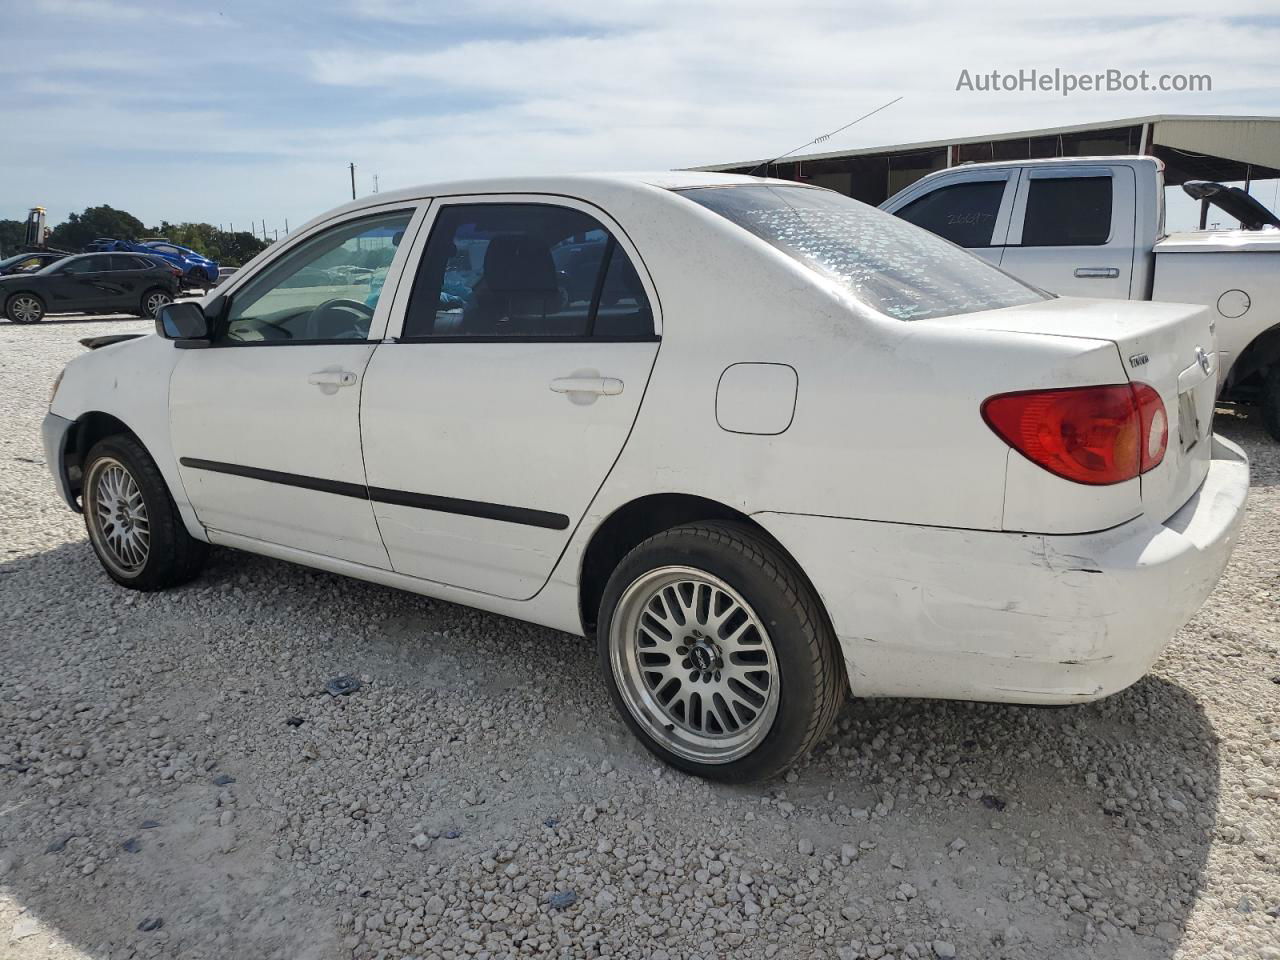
[692,114,1280,172]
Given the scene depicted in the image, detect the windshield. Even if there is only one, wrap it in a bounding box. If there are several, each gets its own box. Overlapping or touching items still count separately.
[681,184,1048,321]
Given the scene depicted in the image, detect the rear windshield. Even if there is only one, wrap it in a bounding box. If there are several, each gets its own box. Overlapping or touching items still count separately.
[680,184,1048,321]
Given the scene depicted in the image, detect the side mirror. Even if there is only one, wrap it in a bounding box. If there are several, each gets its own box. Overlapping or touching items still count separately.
[156,301,211,343]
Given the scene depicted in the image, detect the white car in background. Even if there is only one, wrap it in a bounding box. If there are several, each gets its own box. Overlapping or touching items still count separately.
[43,174,1248,781]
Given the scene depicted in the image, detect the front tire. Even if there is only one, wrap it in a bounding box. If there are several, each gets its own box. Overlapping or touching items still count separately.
[1261,366,1280,442]
[82,435,207,591]
[5,292,45,324]
[598,522,843,782]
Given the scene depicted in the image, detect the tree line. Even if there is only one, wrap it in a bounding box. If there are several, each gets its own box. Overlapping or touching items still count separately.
[0,205,271,267]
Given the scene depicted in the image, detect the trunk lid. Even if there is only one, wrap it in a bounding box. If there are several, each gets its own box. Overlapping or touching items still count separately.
[938,297,1218,522]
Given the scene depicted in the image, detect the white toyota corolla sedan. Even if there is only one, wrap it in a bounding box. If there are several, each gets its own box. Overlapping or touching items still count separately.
[43,173,1249,781]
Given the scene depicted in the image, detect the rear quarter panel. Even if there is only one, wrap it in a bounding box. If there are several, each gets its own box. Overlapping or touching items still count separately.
[547,186,1138,603]
[1154,248,1280,384]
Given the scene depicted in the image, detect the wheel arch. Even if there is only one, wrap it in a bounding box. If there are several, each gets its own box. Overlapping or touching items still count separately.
[1223,319,1280,394]
[576,493,832,638]
[60,411,144,508]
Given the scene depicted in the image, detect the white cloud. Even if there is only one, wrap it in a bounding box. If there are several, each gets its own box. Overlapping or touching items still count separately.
[35,0,231,27]
[3,0,1277,229]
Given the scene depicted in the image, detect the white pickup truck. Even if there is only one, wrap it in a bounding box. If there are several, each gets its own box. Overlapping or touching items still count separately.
[881,155,1280,439]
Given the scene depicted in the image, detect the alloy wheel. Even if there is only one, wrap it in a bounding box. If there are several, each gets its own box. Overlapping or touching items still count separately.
[85,457,151,577]
[144,291,172,317]
[9,295,42,324]
[609,566,780,764]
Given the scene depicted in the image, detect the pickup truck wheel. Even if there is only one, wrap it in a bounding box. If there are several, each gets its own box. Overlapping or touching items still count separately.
[83,435,207,591]
[5,292,45,324]
[598,522,843,782]
[1260,366,1280,442]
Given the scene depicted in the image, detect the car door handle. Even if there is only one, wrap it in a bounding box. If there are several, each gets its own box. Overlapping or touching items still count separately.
[308,370,358,387]
[549,376,624,396]
[1073,267,1119,279]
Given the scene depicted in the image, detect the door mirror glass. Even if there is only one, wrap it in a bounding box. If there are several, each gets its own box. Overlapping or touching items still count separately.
[157,301,210,341]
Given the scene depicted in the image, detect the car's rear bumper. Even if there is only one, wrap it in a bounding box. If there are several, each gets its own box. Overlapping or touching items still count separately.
[42,412,79,511]
[755,435,1249,704]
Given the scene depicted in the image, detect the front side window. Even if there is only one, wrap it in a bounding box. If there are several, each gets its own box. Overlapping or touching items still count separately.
[1022,176,1112,246]
[402,203,653,339]
[223,210,413,343]
[895,180,1006,247]
[62,256,108,275]
[683,185,1047,322]
[0,255,46,273]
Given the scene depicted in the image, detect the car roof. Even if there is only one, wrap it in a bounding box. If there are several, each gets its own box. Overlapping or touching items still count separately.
[299,171,794,229]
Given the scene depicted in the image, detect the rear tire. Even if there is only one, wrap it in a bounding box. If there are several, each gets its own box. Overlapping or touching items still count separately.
[5,292,45,324]
[597,521,844,782]
[1261,366,1280,443]
[141,288,173,319]
[82,434,207,591]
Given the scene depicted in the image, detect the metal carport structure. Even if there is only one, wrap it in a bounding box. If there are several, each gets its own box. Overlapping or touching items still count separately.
[692,115,1280,207]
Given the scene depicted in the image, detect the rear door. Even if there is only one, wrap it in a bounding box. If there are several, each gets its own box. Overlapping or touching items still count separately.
[1000,165,1136,298]
[360,195,661,600]
[98,255,146,309]
[881,168,1017,266]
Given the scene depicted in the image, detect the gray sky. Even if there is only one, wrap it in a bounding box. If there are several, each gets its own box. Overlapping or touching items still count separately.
[4,0,1277,232]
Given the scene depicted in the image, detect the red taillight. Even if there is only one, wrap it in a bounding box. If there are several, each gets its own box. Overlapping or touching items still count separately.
[981,383,1167,486]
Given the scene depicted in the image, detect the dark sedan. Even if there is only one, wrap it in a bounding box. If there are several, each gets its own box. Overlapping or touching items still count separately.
[1,253,181,324]
[0,251,66,276]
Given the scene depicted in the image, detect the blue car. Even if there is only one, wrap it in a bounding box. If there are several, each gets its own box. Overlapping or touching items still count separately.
[84,238,218,287]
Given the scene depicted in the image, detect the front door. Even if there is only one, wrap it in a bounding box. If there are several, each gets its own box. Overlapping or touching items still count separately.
[884,170,1016,267]
[360,197,661,600]
[46,254,114,311]
[170,205,421,567]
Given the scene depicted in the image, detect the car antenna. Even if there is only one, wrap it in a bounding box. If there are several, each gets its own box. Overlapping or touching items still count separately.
[746,95,903,178]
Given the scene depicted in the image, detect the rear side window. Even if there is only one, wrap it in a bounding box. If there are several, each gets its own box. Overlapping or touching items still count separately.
[895,180,1006,247]
[683,185,1047,322]
[402,203,653,339]
[1022,176,1112,246]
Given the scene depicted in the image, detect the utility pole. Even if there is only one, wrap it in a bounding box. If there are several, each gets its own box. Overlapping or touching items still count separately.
[373,173,380,194]
[262,219,267,241]
[284,218,289,234]
[349,162,357,200]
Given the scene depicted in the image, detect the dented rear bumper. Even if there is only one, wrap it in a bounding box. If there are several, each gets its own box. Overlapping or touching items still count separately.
[755,435,1249,704]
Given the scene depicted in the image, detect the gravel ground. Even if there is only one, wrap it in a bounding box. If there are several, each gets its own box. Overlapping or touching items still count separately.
[0,314,1277,960]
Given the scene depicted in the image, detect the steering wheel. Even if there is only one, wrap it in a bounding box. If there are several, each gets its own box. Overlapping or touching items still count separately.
[305,298,375,340]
